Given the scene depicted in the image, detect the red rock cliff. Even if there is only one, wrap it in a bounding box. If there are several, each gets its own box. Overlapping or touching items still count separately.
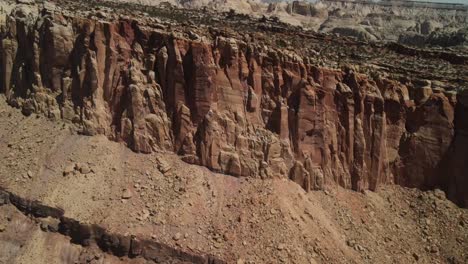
[1,3,466,206]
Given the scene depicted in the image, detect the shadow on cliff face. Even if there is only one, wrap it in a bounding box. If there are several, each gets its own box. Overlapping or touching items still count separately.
[437,90,468,208]
[398,94,453,183]
[396,89,468,208]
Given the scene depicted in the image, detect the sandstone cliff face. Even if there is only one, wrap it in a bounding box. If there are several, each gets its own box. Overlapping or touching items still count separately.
[0,3,466,206]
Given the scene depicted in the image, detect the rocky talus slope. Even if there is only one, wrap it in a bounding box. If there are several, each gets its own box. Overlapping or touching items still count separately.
[0,188,224,263]
[0,97,466,263]
[0,0,467,207]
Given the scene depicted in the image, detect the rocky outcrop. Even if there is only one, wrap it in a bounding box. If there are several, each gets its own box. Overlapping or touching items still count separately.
[0,2,466,206]
[288,1,315,17]
[0,188,224,263]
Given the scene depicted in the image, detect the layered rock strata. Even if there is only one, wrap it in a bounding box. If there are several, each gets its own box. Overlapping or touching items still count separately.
[0,2,466,206]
